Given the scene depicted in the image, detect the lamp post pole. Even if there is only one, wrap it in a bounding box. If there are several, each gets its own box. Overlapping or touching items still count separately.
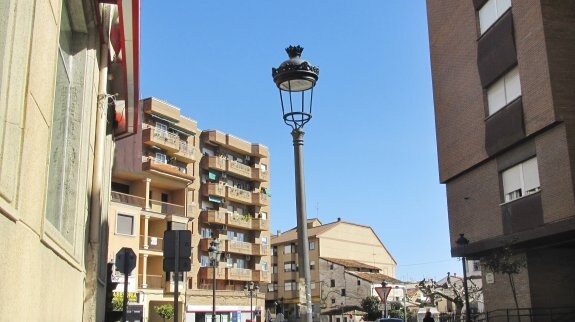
[208,239,221,322]
[245,281,259,322]
[272,45,320,322]
[456,234,471,322]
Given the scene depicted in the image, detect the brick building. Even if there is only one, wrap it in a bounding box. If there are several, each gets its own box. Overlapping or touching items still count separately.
[426,0,575,313]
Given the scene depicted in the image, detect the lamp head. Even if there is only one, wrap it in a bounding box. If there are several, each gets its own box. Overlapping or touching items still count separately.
[456,233,470,246]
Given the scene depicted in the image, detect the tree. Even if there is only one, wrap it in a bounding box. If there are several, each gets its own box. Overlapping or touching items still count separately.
[154,304,175,322]
[417,273,482,322]
[482,246,526,321]
[360,296,382,321]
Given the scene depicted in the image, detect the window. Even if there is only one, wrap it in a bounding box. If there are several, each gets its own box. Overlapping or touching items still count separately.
[309,241,315,250]
[357,280,361,286]
[330,264,334,270]
[236,258,246,269]
[284,261,297,272]
[310,261,316,270]
[330,279,335,287]
[502,157,540,202]
[261,236,268,245]
[272,264,278,274]
[156,152,167,164]
[285,280,297,291]
[201,255,211,267]
[116,214,134,235]
[331,298,336,305]
[45,2,89,244]
[284,244,295,254]
[487,67,521,115]
[156,122,168,133]
[341,289,346,296]
[271,246,277,256]
[201,227,213,238]
[479,0,512,34]
[262,261,268,272]
[226,257,233,268]
[260,211,268,220]
[268,283,278,292]
[472,260,481,272]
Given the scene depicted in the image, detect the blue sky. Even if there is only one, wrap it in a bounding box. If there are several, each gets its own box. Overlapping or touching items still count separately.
[140,1,461,281]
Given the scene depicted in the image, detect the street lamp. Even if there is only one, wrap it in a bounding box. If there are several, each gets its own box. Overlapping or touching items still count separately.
[395,286,407,321]
[456,233,471,322]
[244,281,260,322]
[208,239,222,322]
[272,45,319,322]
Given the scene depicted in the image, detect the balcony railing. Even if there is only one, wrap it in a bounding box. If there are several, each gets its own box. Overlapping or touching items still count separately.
[143,127,180,152]
[149,199,185,216]
[228,160,252,178]
[139,235,163,251]
[139,274,163,289]
[111,191,146,208]
[227,186,252,204]
[227,268,252,281]
[174,141,195,162]
[226,239,253,255]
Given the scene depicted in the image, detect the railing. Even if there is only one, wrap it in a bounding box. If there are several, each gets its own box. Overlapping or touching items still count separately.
[139,274,163,289]
[227,186,252,203]
[152,128,179,147]
[229,160,251,177]
[474,307,575,322]
[139,235,163,251]
[228,268,252,281]
[111,191,146,208]
[149,199,185,216]
[150,156,188,174]
[177,141,195,160]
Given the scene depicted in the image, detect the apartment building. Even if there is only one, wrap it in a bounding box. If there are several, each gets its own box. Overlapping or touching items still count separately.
[0,1,140,321]
[427,0,575,312]
[268,219,396,322]
[109,97,271,321]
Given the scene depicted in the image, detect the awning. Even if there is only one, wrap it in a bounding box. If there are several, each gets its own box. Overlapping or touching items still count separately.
[262,187,271,197]
[208,170,219,181]
[151,113,179,124]
[208,196,223,204]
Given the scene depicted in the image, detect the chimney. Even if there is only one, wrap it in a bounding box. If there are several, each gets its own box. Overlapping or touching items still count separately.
[337,217,341,221]
[277,230,281,236]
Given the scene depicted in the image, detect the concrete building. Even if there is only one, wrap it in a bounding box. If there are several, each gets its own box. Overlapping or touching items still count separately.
[0,0,140,320]
[426,0,575,313]
[268,219,397,322]
[109,97,271,321]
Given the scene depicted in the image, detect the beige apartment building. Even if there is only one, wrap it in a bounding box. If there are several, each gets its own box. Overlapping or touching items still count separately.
[0,0,140,321]
[109,97,271,321]
[268,219,397,322]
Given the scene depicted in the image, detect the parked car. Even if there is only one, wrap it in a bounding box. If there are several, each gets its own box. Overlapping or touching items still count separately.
[377,318,403,322]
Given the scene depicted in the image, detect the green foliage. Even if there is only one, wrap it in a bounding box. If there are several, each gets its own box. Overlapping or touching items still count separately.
[360,296,382,321]
[154,304,175,321]
[112,294,124,311]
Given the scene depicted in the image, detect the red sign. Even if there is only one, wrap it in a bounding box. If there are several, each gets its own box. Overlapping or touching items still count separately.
[375,286,392,302]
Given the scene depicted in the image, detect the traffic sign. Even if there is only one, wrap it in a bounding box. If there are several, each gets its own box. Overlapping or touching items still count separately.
[375,286,392,302]
[163,230,192,272]
[115,247,136,274]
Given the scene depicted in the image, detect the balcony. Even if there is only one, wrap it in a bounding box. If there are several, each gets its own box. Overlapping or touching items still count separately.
[139,235,164,252]
[148,198,185,216]
[252,192,270,206]
[201,209,227,226]
[252,168,269,182]
[227,268,252,282]
[251,218,269,231]
[224,239,253,256]
[202,156,227,172]
[228,160,252,179]
[139,274,163,289]
[202,182,226,199]
[142,157,194,181]
[111,191,146,208]
[227,212,252,230]
[142,127,179,152]
[198,266,226,280]
[227,186,252,205]
[253,244,270,256]
[173,141,195,163]
[251,144,269,158]
[252,270,270,283]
